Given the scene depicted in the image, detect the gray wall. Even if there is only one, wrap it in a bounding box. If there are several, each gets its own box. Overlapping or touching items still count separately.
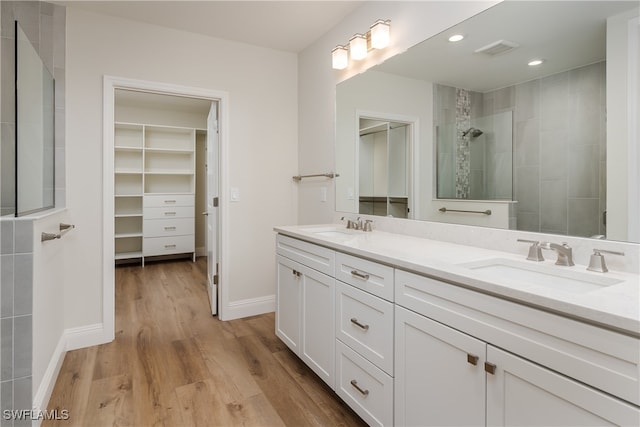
[0,2,65,424]
[506,61,607,237]
[435,61,607,238]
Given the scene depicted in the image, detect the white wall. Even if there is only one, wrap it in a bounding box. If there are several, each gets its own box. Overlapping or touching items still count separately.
[607,9,640,242]
[65,8,298,329]
[298,1,499,224]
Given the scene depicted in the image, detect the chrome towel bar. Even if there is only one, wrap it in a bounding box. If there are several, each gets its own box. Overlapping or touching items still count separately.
[439,207,492,215]
[292,172,339,182]
[41,223,75,242]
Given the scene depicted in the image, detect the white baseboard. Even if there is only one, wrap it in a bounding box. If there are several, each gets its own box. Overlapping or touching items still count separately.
[32,336,67,424]
[32,323,112,423]
[222,295,275,321]
[64,323,110,351]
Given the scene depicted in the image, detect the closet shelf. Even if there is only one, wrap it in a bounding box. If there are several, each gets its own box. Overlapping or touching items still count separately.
[115,232,143,239]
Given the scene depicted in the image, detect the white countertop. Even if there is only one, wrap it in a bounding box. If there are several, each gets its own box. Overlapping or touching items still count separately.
[274,224,640,336]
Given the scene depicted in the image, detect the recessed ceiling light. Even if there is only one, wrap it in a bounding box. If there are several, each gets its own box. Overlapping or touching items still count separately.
[448,34,464,42]
[528,59,544,66]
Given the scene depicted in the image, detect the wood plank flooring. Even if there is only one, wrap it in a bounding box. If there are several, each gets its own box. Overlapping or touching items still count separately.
[44,258,367,427]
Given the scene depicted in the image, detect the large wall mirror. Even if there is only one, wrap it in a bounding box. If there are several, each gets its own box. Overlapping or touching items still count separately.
[15,21,55,216]
[336,0,639,243]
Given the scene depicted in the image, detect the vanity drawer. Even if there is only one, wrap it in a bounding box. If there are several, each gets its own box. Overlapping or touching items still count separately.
[144,235,194,257]
[144,194,194,207]
[395,269,640,406]
[276,234,334,276]
[336,340,393,427]
[335,252,394,301]
[144,218,194,238]
[336,281,394,375]
[143,206,194,220]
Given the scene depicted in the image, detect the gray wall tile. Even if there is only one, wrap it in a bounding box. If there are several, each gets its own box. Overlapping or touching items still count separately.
[568,198,600,237]
[12,222,31,255]
[1,221,13,255]
[1,255,14,318]
[1,319,12,380]
[540,179,568,233]
[12,315,30,379]
[12,255,31,316]
[12,377,30,427]
[1,381,13,427]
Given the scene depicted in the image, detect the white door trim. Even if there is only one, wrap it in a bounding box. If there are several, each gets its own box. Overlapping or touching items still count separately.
[103,76,231,341]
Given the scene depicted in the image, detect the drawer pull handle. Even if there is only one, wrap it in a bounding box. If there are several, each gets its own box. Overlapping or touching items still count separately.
[164,226,177,231]
[467,354,479,366]
[164,244,177,249]
[164,200,177,204]
[164,212,177,216]
[350,270,370,280]
[350,318,370,331]
[350,380,369,397]
[484,362,497,375]
[291,270,301,278]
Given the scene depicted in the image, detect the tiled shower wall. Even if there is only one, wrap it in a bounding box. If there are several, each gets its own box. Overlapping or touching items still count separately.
[435,61,606,238]
[486,61,607,237]
[0,2,65,425]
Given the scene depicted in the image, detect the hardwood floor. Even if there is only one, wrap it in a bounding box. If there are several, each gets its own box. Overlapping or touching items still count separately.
[44,258,366,427]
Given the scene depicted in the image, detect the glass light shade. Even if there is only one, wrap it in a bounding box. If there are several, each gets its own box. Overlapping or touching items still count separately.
[332,46,348,70]
[370,20,390,49]
[349,34,367,60]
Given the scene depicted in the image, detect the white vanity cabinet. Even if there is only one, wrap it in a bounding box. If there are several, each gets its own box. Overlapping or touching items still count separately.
[335,252,394,427]
[275,235,336,388]
[395,269,640,426]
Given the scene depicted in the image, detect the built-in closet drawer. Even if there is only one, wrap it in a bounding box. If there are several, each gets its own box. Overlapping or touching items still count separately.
[335,340,393,427]
[143,218,194,238]
[395,269,640,406]
[144,235,194,257]
[143,206,194,220]
[336,281,394,375]
[276,234,334,276]
[144,194,194,207]
[335,252,394,301]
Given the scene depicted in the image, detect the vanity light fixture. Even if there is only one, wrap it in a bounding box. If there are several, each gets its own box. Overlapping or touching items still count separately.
[331,19,391,69]
[448,34,465,42]
[370,19,391,49]
[332,45,349,70]
[349,34,368,60]
[528,59,544,66]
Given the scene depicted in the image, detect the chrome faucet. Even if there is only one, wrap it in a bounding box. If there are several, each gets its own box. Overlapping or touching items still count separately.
[517,239,544,261]
[539,242,574,266]
[341,216,364,230]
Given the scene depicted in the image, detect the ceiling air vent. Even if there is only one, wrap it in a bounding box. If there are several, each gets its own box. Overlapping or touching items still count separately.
[474,39,519,56]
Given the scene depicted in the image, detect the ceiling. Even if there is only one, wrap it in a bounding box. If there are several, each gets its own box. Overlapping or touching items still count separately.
[374,1,638,92]
[58,0,363,53]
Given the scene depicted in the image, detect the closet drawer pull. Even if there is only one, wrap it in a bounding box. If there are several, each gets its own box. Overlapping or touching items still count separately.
[350,380,369,397]
[164,244,177,249]
[467,354,479,366]
[164,200,176,204]
[350,318,370,331]
[350,270,370,280]
[164,226,177,231]
[164,212,176,216]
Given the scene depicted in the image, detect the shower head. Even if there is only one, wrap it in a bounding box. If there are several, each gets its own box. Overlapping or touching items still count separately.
[462,127,483,138]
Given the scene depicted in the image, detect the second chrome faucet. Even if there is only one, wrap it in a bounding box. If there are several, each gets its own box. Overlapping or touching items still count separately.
[517,239,574,266]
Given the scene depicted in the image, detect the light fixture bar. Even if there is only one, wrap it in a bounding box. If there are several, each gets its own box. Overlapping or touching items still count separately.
[331,19,391,70]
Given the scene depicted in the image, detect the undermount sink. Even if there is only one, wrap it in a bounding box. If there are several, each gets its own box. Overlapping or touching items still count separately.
[459,258,623,293]
[301,226,359,237]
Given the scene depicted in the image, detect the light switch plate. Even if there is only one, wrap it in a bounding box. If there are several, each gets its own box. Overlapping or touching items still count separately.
[230,187,240,202]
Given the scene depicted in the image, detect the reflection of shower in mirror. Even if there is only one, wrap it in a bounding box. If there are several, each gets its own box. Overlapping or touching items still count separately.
[462,127,483,138]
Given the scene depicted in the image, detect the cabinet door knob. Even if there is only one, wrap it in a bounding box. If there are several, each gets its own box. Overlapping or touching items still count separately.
[484,362,497,375]
[467,354,479,366]
[350,380,369,397]
[350,318,370,331]
[350,270,370,281]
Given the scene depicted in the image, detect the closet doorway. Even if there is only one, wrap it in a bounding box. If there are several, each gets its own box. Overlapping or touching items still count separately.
[104,77,229,340]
